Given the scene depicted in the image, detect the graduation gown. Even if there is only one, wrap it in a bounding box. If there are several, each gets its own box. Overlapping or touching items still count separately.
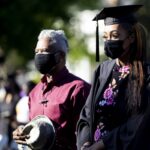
[76,59,150,150]
[131,72,150,150]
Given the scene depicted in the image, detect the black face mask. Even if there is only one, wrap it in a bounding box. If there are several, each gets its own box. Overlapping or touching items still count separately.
[34,53,59,74]
[104,40,124,59]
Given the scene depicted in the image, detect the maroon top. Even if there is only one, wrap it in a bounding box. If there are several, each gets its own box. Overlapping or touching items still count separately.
[28,66,91,150]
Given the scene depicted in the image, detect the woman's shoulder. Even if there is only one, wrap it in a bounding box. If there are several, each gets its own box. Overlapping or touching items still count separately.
[95,59,116,72]
[101,59,116,66]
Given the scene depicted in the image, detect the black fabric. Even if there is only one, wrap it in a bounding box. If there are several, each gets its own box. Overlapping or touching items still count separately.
[94,63,130,142]
[76,60,116,149]
[92,4,143,25]
[104,40,124,59]
[130,75,150,150]
[76,59,150,150]
[34,53,58,74]
[103,114,144,150]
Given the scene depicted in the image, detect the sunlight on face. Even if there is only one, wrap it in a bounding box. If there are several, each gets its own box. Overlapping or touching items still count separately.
[102,24,134,51]
[102,24,128,41]
[35,38,53,54]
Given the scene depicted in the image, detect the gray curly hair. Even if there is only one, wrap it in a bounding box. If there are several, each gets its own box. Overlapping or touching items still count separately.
[38,29,69,54]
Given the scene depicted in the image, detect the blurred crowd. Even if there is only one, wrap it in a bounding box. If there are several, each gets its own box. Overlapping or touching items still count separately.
[0,50,36,150]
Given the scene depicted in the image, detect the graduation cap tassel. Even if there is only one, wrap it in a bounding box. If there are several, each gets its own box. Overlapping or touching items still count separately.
[96,20,99,62]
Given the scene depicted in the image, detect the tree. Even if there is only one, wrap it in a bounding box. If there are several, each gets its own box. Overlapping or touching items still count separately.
[0,0,101,70]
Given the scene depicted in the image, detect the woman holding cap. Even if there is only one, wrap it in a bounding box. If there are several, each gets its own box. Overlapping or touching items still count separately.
[76,4,150,150]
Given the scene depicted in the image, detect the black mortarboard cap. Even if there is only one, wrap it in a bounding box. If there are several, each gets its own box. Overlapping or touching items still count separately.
[93,4,143,61]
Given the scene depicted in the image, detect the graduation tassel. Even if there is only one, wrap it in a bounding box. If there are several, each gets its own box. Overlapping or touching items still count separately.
[96,19,99,62]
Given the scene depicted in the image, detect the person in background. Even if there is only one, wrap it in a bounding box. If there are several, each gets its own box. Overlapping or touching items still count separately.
[0,73,20,150]
[76,4,150,150]
[16,81,36,125]
[13,29,91,150]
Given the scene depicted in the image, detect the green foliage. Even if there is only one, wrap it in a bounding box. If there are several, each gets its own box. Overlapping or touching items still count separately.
[3,0,150,71]
[136,0,150,31]
[68,36,88,60]
[134,0,150,62]
[0,0,100,70]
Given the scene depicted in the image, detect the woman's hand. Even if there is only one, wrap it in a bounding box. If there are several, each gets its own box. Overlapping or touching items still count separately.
[12,125,29,145]
[81,140,105,150]
[81,142,91,150]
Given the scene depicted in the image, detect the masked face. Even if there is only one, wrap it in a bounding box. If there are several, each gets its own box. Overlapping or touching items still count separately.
[34,53,59,74]
[34,38,61,75]
[104,40,124,59]
[103,24,134,59]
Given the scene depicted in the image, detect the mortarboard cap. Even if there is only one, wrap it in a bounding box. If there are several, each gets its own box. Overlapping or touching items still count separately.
[93,4,143,61]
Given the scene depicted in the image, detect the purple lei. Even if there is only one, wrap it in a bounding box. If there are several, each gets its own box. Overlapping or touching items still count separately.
[119,65,130,74]
[98,87,114,106]
[103,87,113,99]
[94,128,101,142]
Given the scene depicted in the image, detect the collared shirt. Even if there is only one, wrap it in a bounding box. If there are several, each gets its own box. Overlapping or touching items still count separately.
[29,66,91,150]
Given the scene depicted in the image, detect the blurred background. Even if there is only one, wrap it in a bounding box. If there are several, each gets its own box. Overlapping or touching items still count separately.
[0,0,149,83]
[0,0,149,149]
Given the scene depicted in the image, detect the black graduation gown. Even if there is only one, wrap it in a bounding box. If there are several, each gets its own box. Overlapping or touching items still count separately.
[131,73,150,150]
[76,59,149,150]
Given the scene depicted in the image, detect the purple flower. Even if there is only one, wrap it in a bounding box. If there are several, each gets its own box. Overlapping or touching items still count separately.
[94,128,101,142]
[107,97,114,105]
[103,87,113,99]
[119,66,130,74]
[99,100,107,106]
